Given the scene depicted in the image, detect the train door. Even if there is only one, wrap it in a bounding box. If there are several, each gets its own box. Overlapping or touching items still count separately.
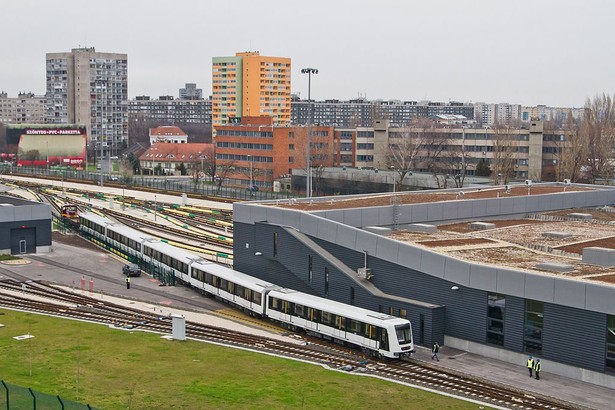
[378,327,389,352]
[306,308,318,330]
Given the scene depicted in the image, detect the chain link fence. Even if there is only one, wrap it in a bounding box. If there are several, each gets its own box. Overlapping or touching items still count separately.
[1,380,95,410]
[0,164,296,202]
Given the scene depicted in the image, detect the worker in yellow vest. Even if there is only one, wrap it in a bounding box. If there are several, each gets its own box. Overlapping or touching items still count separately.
[533,358,542,380]
[526,355,534,378]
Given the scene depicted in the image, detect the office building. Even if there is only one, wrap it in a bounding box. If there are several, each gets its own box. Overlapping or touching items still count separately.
[212,51,291,127]
[179,83,203,100]
[45,47,128,158]
[128,95,211,125]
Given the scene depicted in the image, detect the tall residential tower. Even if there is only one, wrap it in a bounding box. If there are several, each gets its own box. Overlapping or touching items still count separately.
[212,51,291,127]
[46,47,128,158]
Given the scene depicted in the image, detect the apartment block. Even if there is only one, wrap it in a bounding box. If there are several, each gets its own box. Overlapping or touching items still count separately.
[212,51,291,127]
[179,83,203,100]
[128,95,211,124]
[0,92,46,124]
[292,97,475,127]
[46,47,128,158]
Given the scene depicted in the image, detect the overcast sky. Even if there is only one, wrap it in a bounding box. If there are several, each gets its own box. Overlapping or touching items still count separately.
[2,0,613,107]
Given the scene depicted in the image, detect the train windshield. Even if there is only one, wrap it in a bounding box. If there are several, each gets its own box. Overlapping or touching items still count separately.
[395,323,412,344]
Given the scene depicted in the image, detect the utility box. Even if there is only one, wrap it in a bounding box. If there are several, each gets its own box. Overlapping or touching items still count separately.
[171,314,186,340]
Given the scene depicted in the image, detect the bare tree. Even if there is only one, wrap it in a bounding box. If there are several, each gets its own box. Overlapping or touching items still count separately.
[385,123,425,189]
[490,125,520,185]
[551,111,587,182]
[582,93,615,184]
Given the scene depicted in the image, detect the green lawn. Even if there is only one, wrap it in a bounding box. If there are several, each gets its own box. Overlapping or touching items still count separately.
[0,309,486,409]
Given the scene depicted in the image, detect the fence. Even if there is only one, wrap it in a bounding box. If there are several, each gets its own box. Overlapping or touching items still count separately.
[0,164,296,202]
[0,380,94,410]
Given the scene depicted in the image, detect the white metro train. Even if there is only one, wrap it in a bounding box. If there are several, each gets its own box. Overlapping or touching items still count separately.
[79,212,414,358]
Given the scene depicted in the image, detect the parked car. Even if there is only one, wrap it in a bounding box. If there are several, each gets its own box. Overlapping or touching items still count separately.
[122,263,141,277]
[246,185,259,192]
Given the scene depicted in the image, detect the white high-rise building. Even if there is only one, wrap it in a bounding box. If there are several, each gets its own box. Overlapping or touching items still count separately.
[45,47,128,158]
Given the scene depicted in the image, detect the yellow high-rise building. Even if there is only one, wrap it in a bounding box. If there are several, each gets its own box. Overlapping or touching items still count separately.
[212,51,291,127]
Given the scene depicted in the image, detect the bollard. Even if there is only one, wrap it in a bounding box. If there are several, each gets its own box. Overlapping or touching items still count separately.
[81,275,86,292]
[89,278,94,295]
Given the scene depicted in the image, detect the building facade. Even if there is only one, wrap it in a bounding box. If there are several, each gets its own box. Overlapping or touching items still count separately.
[128,95,212,124]
[0,195,51,255]
[45,47,128,158]
[0,92,46,124]
[138,142,212,175]
[212,51,291,127]
[214,116,334,190]
[233,185,615,388]
[179,83,203,100]
[291,97,475,127]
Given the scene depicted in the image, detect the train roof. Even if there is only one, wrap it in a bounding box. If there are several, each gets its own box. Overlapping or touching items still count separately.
[81,212,152,243]
[267,288,410,327]
[192,259,278,290]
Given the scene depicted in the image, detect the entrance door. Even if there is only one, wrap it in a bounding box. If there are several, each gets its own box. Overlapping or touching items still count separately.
[19,240,26,254]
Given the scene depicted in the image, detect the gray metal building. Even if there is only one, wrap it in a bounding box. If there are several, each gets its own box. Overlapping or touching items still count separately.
[0,195,51,255]
[233,184,615,388]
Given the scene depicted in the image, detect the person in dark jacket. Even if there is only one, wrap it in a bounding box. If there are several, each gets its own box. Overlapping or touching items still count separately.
[126,276,131,289]
[527,355,534,377]
[534,358,541,380]
[431,342,440,361]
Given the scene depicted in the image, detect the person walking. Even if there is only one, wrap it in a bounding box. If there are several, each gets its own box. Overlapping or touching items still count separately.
[126,276,131,289]
[431,342,440,361]
[534,358,541,380]
[527,355,534,378]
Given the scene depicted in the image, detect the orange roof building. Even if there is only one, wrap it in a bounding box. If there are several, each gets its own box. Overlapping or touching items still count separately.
[139,142,212,175]
[148,126,188,145]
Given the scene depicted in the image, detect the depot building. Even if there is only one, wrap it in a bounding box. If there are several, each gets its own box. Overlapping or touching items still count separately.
[233,182,615,388]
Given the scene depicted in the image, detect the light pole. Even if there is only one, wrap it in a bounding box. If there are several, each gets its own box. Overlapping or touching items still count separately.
[301,67,318,197]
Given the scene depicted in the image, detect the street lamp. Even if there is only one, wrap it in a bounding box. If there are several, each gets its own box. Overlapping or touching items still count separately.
[301,67,318,197]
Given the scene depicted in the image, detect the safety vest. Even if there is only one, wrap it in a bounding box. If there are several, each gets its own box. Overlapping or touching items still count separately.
[534,361,541,372]
[527,359,534,368]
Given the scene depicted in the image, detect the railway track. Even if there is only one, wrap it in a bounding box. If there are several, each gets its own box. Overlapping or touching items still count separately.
[0,279,589,410]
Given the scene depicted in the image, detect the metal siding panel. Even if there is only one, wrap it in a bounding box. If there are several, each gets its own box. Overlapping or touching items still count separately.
[542,304,606,372]
[445,287,486,343]
[457,201,473,219]
[585,283,615,315]
[322,210,345,223]
[410,204,428,223]
[14,205,32,221]
[470,199,487,218]
[342,209,362,227]
[441,202,459,220]
[420,250,445,278]
[498,197,515,214]
[359,207,380,227]
[0,207,16,222]
[553,278,587,309]
[503,296,524,351]
[469,264,498,291]
[317,218,338,241]
[524,274,555,303]
[375,237,399,263]
[512,197,527,214]
[496,268,525,297]
[396,243,422,270]
[282,209,302,228]
[232,203,252,224]
[443,258,470,286]
[31,204,52,220]
[484,198,500,216]
[355,230,378,255]
[377,206,394,227]
[335,224,358,249]
[427,202,444,221]
[300,213,318,237]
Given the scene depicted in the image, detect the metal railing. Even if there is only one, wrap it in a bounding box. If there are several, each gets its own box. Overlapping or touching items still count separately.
[1,380,95,410]
[0,164,297,202]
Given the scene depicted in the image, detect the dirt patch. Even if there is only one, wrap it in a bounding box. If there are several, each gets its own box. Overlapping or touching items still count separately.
[439,219,548,233]
[587,274,615,284]
[52,231,101,252]
[555,236,615,255]
[545,208,615,222]
[275,185,593,211]
[417,238,495,248]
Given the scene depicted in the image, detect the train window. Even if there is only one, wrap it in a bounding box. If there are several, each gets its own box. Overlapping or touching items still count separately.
[399,308,407,318]
[273,232,278,257]
[294,304,305,318]
[253,292,261,305]
[269,297,281,311]
[349,319,361,334]
[321,311,333,326]
[227,281,234,294]
[395,324,412,344]
[378,328,389,351]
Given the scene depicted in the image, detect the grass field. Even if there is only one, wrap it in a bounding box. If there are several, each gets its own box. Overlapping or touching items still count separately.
[0,308,487,409]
